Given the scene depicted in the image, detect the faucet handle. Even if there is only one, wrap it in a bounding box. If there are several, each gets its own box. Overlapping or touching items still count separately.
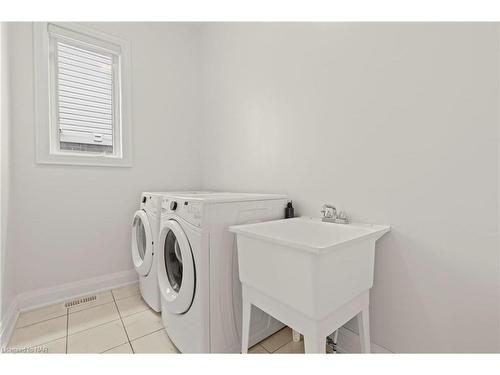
[337,211,349,224]
[321,204,337,218]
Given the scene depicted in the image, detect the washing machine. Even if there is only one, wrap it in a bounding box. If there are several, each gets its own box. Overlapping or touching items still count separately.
[132,191,213,312]
[157,192,288,353]
[131,192,163,311]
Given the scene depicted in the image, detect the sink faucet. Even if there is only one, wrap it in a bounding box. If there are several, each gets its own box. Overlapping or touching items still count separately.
[321,204,349,224]
[321,204,337,219]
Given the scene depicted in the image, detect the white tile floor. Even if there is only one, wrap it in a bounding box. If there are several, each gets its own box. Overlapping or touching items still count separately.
[5,282,319,354]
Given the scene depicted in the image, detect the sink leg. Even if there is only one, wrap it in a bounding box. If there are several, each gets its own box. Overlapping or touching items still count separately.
[357,307,371,353]
[332,330,339,354]
[304,333,326,354]
[241,298,252,354]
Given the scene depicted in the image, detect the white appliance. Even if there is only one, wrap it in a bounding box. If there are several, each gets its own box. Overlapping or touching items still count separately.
[157,192,288,353]
[132,192,163,311]
[132,191,212,312]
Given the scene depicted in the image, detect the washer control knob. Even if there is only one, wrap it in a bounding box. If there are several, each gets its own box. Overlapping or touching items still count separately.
[170,201,178,211]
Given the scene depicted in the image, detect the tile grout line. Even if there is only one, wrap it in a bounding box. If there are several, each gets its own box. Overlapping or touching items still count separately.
[111,290,135,354]
[9,287,141,352]
[129,327,165,344]
[15,312,68,330]
[103,327,165,354]
[23,336,65,351]
[16,289,141,329]
[24,317,125,352]
[14,289,148,353]
[127,341,135,353]
[100,341,131,354]
[112,292,140,302]
[271,340,292,353]
[16,290,141,328]
[112,309,149,320]
[101,344,126,354]
[70,318,122,338]
[14,304,116,335]
[9,319,67,351]
[262,328,293,353]
[65,302,149,342]
[17,302,147,336]
[251,344,271,353]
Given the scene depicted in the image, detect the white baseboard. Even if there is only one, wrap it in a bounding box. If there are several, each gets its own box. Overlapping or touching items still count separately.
[16,269,138,312]
[337,327,392,353]
[0,269,137,347]
[0,298,20,347]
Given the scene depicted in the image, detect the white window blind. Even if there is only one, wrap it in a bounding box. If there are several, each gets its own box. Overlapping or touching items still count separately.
[56,41,114,148]
[48,25,121,153]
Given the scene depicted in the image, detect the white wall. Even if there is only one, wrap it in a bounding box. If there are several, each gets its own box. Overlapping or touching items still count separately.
[1,22,15,325]
[3,22,499,353]
[6,22,202,298]
[200,23,499,352]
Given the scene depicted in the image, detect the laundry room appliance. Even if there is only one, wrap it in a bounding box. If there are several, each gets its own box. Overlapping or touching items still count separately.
[132,191,215,312]
[132,191,214,311]
[132,192,163,311]
[157,192,288,353]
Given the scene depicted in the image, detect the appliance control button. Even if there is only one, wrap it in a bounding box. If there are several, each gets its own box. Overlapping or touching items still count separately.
[142,196,147,203]
[170,201,178,211]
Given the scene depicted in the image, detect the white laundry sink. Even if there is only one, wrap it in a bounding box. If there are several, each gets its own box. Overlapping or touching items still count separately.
[230,217,390,320]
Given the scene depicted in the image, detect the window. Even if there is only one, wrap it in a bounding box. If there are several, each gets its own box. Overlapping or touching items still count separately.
[34,23,132,166]
[53,37,116,154]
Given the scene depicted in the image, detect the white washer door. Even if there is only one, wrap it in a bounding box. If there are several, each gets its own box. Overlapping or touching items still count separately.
[131,210,154,276]
[158,219,195,314]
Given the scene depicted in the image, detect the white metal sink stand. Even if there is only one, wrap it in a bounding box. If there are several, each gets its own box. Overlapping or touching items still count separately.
[242,285,371,353]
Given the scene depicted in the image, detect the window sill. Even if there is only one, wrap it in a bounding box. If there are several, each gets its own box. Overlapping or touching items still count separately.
[36,152,132,168]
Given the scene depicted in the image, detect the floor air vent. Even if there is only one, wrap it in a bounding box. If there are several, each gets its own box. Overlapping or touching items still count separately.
[64,295,97,308]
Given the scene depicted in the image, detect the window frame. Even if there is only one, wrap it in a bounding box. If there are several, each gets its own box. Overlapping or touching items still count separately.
[33,22,132,167]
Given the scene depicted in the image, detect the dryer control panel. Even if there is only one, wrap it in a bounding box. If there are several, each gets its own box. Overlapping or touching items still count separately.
[162,198,203,227]
[141,193,160,215]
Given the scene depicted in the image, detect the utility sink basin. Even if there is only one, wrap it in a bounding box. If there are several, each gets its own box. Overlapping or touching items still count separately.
[230,217,390,320]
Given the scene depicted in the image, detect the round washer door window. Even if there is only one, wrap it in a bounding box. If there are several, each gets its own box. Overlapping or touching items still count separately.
[158,220,195,314]
[131,210,154,276]
[136,219,147,259]
[164,229,183,293]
